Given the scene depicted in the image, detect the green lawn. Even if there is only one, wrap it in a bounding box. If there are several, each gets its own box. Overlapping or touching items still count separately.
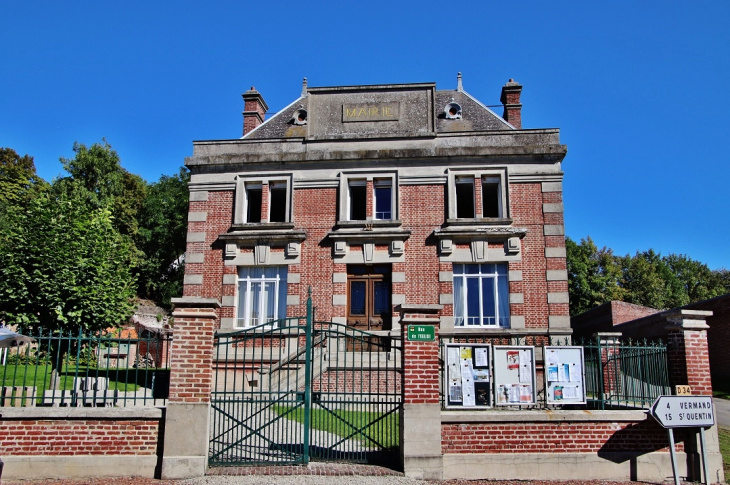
[719,428,730,478]
[274,405,399,448]
[1,364,143,392]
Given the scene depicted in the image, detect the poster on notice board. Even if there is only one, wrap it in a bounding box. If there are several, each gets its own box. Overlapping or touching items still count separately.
[443,343,492,408]
[544,346,586,405]
[492,346,536,406]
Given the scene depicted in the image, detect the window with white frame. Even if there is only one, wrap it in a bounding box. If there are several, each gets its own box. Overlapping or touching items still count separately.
[374,179,393,220]
[235,175,293,225]
[455,176,475,219]
[269,182,287,223]
[245,183,263,223]
[339,172,398,223]
[236,266,288,328]
[348,180,367,221]
[453,263,510,327]
[482,176,502,218]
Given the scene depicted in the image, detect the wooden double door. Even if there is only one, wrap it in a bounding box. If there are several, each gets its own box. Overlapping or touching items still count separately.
[346,265,391,331]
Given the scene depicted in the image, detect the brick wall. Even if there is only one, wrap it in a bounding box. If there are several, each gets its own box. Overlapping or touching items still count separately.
[507,183,568,328]
[0,418,160,455]
[685,294,730,388]
[311,370,402,394]
[292,187,337,319]
[184,191,234,304]
[401,185,444,306]
[441,418,682,454]
[572,301,662,339]
[510,183,545,327]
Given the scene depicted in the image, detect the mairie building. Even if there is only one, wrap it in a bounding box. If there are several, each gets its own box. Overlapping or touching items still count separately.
[182,75,570,340]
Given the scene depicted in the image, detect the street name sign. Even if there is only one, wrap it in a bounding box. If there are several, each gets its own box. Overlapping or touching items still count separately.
[407,325,435,342]
[650,395,714,428]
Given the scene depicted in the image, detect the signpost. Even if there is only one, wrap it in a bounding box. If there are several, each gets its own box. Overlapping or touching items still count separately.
[650,395,715,485]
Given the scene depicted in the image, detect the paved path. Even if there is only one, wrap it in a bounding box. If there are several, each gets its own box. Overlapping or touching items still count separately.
[715,396,730,429]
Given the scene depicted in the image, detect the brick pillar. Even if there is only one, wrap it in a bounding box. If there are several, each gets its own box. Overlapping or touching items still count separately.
[398,303,443,480]
[473,176,483,218]
[161,297,220,479]
[664,310,713,395]
[260,182,269,222]
[366,179,374,220]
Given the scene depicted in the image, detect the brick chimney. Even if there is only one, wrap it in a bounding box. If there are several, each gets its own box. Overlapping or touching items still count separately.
[242,87,269,136]
[500,79,522,129]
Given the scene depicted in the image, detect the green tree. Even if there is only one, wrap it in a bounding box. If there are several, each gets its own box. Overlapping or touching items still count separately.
[664,254,723,304]
[566,237,625,315]
[0,192,136,334]
[0,147,48,205]
[137,167,190,307]
[567,237,730,314]
[714,268,730,295]
[619,250,674,309]
[54,140,146,239]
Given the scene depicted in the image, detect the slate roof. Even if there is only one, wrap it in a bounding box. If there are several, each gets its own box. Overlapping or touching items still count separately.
[244,87,512,141]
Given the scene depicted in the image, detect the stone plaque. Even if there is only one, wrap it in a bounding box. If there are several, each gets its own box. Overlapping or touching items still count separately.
[342,103,400,122]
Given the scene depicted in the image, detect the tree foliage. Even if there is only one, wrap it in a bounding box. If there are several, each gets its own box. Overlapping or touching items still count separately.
[137,167,190,306]
[54,140,146,239]
[567,237,730,315]
[0,142,191,338]
[0,147,48,205]
[0,192,136,333]
[566,237,625,315]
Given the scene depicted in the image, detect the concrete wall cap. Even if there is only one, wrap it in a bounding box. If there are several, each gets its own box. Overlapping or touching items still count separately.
[0,406,163,420]
[440,328,573,337]
[662,309,713,319]
[666,322,711,331]
[396,304,443,313]
[441,409,649,423]
[171,297,222,309]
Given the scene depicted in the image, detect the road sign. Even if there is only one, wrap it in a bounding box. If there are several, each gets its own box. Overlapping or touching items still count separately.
[675,385,692,395]
[650,395,714,428]
[407,325,435,342]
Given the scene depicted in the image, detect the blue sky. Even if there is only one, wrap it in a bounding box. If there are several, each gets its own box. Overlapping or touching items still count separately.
[2,1,729,269]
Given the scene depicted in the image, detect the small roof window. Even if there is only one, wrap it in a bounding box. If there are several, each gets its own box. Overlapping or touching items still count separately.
[444,101,462,120]
[291,108,307,125]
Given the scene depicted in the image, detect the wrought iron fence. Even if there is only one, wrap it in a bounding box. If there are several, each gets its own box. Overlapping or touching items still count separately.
[439,334,670,410]
[0,328,172,407]
[582,337,670,410]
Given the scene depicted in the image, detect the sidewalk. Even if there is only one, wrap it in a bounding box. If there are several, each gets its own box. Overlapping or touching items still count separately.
[1,478,652,485]
[715,396,730,429]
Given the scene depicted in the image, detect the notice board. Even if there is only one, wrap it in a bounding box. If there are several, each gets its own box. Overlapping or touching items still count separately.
[544,346,586,405]
[492,346,536,406]
[443,343,492,408]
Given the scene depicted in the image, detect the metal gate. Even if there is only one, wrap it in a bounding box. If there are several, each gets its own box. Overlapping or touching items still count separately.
[209,294,402,467]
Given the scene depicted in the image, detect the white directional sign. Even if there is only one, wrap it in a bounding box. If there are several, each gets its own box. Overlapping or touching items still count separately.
[650,395,714,428]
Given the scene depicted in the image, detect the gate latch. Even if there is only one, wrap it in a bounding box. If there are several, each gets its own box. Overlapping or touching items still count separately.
[296,391,321,403]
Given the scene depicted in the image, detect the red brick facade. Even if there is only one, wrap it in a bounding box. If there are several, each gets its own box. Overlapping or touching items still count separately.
[0,419,160,455]
[168,80,722,481]
[442,419,682,454]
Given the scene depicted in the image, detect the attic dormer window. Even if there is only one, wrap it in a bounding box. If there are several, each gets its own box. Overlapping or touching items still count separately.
[292,108,307,125]
[444,102,462,120]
